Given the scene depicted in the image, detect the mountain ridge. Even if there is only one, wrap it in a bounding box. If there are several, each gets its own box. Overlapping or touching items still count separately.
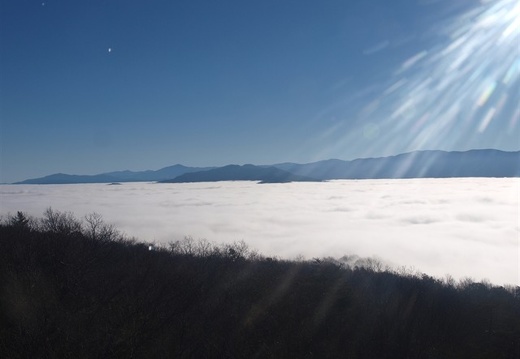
[160,164,321,184]
[14,149,520,184]
[272,149,520,179]
[16,165,215,184]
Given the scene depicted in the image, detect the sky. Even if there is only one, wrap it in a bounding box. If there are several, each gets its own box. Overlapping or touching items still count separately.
[1,179,518,285]
[1,0,519,183]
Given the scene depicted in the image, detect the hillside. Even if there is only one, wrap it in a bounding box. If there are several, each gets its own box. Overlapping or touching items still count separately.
[161,164,321,183]
[16,164,215,184]
[13,149,520,184]
[1,210,519,358]
[273,149,520,179]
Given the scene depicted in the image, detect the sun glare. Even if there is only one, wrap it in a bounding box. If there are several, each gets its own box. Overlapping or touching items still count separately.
[390,0,519,142]
[325,0,520,161]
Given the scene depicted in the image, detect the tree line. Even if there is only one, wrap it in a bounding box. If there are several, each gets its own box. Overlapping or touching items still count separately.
[1,209,519,358]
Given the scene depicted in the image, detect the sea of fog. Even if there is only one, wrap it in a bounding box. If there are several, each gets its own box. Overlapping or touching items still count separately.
[1,178,518,285]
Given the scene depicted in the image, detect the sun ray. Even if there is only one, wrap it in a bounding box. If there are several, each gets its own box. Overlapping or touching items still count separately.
[324,0,520,161]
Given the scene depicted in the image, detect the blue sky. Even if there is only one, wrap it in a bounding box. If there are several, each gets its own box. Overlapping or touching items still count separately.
[1,0,519,183]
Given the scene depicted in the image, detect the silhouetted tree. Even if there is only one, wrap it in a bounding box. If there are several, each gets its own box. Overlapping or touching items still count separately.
[40,207,82,234]
[8,211,30,229]
[1,209,519,358]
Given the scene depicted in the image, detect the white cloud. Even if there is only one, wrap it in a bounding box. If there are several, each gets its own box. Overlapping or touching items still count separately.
[1,178,518,285]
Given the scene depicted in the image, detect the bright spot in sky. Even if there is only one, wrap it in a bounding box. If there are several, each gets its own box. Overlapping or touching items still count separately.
[108,48,112,53]
[1,179,518,286]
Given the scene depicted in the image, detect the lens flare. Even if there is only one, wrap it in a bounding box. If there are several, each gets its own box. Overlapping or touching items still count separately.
[323,0,520,158]
[391,0,518,146]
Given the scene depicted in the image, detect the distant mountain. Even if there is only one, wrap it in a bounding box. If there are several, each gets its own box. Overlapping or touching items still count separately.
[103,164,216,182]
[15,173,121,185]
[272,149,520,179]
[160,165,321,183]
[14,149,519,184]
[16,165,215,184]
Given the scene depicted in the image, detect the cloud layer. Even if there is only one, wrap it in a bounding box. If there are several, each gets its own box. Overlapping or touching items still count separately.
[1,178,518,285]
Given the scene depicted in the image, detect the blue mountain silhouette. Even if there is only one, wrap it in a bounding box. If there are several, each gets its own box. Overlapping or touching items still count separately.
[15,149,519,184]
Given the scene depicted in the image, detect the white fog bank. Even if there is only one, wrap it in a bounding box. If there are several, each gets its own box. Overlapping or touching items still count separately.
[1,178,518,285]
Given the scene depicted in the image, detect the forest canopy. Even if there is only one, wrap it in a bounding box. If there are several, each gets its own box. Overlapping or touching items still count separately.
[1,210,519,358]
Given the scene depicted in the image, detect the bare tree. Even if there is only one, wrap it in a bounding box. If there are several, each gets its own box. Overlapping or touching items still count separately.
[40,208,82,235]
[84,212,120,242]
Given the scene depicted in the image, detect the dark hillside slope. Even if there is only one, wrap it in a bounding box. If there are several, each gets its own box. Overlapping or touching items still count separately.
[161,164,320,183]
[1,214,519,358]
